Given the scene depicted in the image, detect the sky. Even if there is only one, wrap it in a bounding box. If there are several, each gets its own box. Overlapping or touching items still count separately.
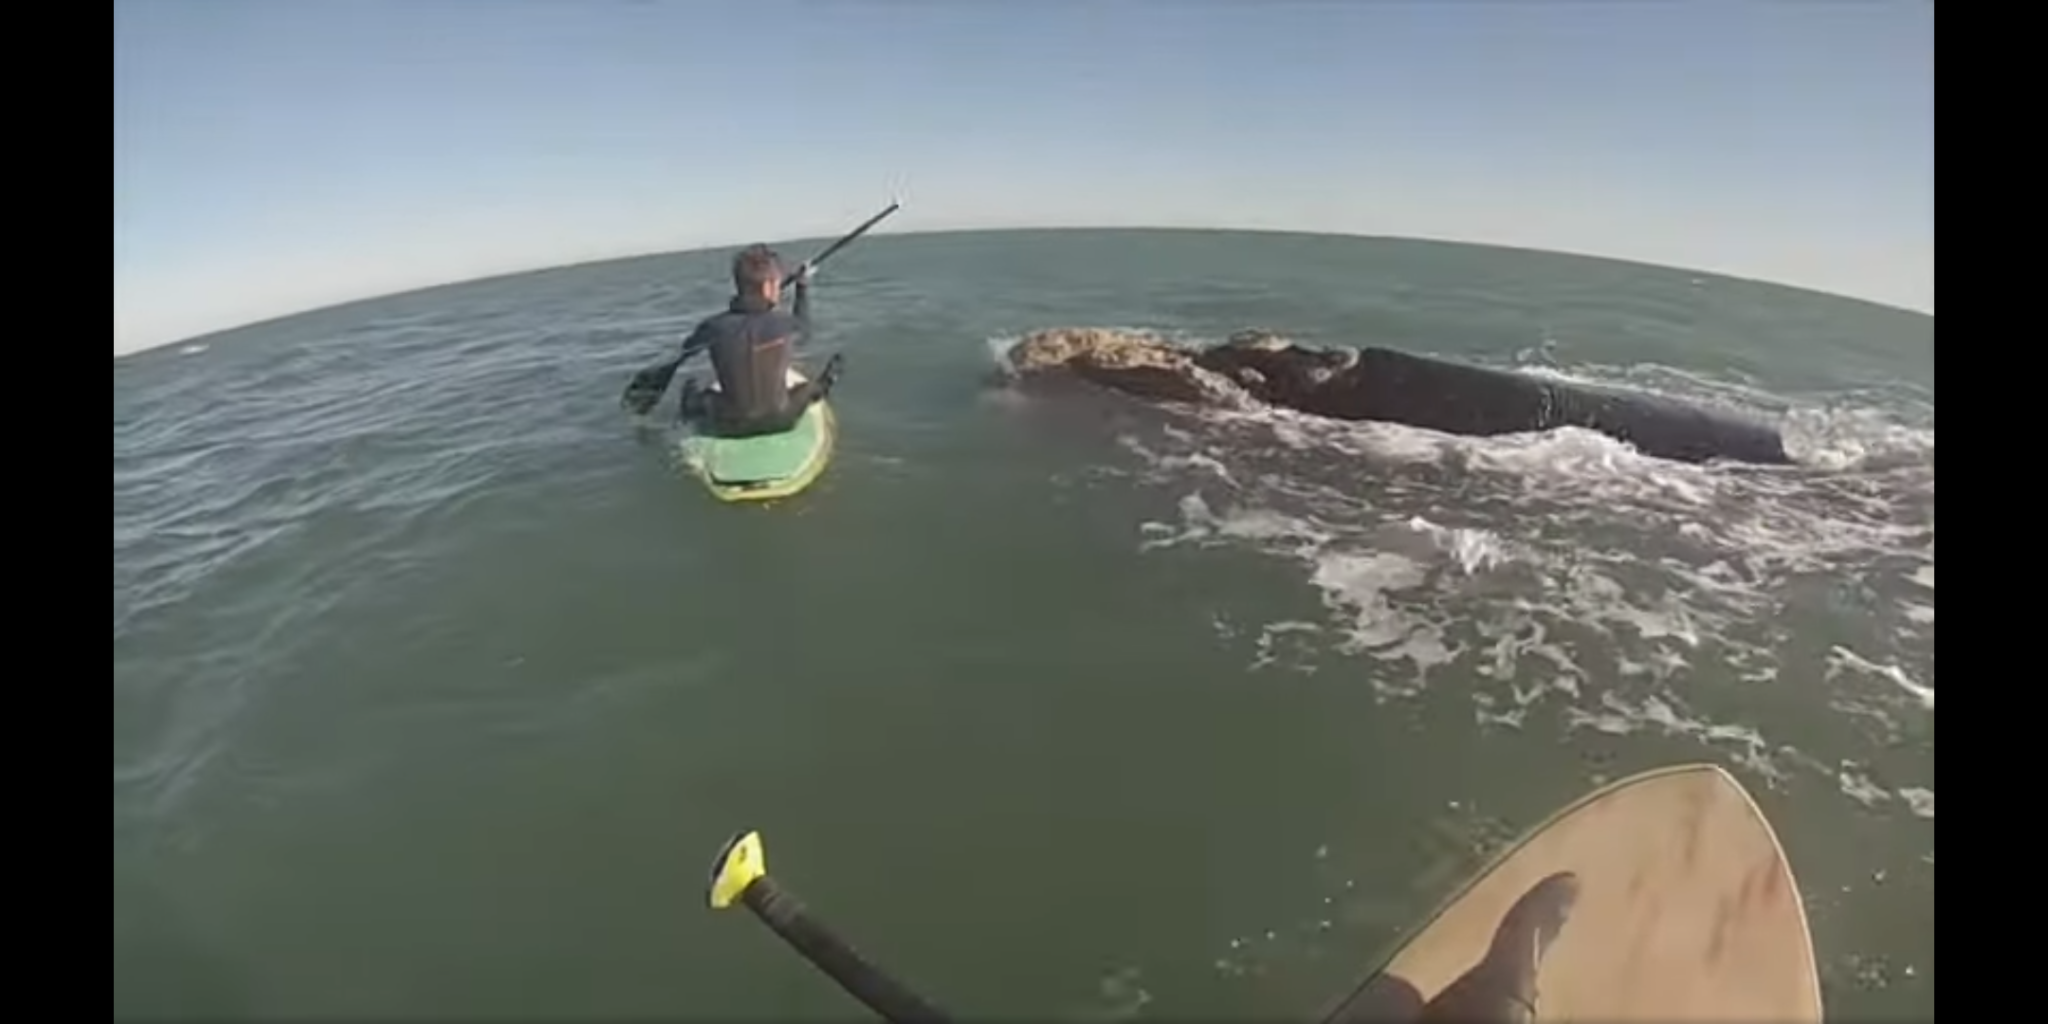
[113,1,1933,356]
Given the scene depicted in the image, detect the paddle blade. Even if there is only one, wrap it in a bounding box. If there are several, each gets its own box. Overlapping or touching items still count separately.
[622,358,682,415]
[708,831,768,910]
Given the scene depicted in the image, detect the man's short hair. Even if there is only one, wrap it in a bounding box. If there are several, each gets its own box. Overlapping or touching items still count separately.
[732,244,785,289]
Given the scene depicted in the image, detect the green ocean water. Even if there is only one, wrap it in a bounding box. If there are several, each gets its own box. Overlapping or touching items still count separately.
[113,229,1933,1020]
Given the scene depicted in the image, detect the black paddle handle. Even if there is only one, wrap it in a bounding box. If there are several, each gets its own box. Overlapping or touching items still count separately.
[783,201,902,287]
[742,875,952,1024]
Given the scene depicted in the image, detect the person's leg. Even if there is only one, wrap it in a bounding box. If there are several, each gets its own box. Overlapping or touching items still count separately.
[780,354,846,410]
[782,383,823,410]
[744,354,846,431]
[816,352,845,390]
[1417,872,1579,1023]
[715,360,846,436]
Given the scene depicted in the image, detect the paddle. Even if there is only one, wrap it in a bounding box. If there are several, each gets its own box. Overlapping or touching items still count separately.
[621,200,903,416]
[706,830,954,1024]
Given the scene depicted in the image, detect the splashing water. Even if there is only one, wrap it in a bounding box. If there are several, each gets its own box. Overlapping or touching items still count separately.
[1004,337,1936,812]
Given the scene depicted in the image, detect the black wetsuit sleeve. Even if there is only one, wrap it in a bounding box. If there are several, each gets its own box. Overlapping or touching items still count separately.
[676,320,713,363]
[791,281,812,340]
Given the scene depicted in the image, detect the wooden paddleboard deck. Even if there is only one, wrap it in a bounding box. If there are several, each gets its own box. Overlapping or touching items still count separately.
[1326,763,1821,1023]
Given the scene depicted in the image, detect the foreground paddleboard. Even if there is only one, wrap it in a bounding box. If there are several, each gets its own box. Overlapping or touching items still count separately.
[1325,763,1820,1023]
[677,369,837,503]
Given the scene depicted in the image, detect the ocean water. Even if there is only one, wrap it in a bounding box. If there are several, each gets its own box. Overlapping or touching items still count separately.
[113,229,1933,1020]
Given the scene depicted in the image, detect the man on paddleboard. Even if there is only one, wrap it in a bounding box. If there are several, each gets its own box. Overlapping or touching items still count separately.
[675,244,846,436]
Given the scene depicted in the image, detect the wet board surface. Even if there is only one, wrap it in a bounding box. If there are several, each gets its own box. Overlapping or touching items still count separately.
[1326,763,1821,1023]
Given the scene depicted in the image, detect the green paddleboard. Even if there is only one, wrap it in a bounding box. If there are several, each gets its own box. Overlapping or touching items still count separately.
[676,370,837,503]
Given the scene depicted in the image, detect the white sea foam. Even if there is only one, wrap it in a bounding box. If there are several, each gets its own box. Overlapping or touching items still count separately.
[1068,336,1934,813]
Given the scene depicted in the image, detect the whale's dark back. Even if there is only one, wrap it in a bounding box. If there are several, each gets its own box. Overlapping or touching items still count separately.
[1328,348,1791,465]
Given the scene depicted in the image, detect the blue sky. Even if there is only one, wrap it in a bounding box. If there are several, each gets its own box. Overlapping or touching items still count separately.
[114,1,1933,355]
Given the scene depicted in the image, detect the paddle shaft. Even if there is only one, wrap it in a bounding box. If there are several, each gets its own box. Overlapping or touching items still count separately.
[738,874,953,1024]
[785,200,900,287]
[621,201,901,414]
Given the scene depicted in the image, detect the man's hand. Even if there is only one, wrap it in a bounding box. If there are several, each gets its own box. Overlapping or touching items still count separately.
[793,261,816,286]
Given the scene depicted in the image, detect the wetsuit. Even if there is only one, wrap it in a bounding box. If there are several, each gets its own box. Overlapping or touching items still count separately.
[676,280,841,436]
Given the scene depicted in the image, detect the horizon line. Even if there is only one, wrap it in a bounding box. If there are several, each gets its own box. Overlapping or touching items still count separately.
[112,223,1934,360]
